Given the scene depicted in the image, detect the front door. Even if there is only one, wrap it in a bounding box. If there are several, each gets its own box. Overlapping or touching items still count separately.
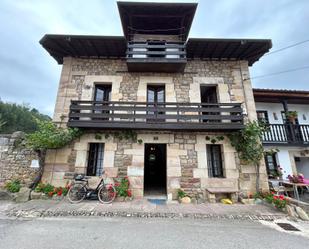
[144,144,166,196]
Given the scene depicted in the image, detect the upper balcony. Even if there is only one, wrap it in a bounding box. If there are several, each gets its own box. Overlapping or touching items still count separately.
[126,41,187,72]
[68,101,244,131]
[261,123,309,146]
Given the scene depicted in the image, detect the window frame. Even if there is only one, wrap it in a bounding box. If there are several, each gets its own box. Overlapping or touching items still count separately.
[207,144,224,178]
[256,110,269,124]
[264,153,278,178]
[87,143,105,177]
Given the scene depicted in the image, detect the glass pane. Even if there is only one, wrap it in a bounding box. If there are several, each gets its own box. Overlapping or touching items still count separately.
[157,89,165,103]
[95,88,104,101]
[147,89,155,102]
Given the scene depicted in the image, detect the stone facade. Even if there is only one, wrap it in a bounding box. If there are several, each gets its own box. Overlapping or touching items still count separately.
[0,132,40,187]
[43,57,269,200]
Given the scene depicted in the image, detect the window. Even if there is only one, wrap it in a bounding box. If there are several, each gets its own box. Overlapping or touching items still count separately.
[147,85,165,122]
[281,111,299,124]
[87,143,104,176]
[257,111,269,123]
[207,145,224,178]
[264,153,278,178]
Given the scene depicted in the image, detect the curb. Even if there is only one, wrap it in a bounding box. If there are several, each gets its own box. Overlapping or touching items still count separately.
[6,209,286,221]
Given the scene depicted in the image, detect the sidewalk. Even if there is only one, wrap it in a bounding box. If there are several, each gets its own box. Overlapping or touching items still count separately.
[1,199,287,221]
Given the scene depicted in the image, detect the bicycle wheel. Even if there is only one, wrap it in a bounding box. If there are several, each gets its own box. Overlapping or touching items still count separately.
[68,183,87,203]
[98,185,116,204]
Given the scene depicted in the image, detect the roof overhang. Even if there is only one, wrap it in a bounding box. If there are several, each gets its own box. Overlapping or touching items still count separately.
[39,34,127,64]
[117,1,197,40]
[253,88,309,104]
[186,38,272,66]
[40,35,271,66]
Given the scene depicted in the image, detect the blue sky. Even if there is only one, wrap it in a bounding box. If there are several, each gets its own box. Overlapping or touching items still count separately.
[0,0,308,116]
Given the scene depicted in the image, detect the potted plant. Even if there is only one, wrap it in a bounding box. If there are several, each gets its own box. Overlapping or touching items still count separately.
[285,111,298,123]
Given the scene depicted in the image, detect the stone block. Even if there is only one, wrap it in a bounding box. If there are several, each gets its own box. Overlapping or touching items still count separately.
[193,168,208,178]
[132,155,144,167]
[123,149,143,156]
[223,152,237,169]
[225,169,239,178]
[103,151,115,168]
[105,143,117,151]
[167,167,181,177]
[132,188,143,198]
[74,142,88,151]
[167,156,180,167]
[168,177,180,189]
[128,166,144,176]
[30,191,42,200]
[75,167,86,174]
[104,167,118,178]
[15,187,30,203]
[51,179,67,187]
[129,176,143,189]
[52,172,65,180]
[75,151,88,167]
[168,148,187,156]
[53,164,70,172]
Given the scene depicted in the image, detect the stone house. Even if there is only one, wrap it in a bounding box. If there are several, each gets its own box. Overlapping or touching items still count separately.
[254,88,309,179]
[40,2,271,200]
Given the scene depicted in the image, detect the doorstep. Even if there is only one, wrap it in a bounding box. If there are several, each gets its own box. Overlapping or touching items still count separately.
[2,199,286,221]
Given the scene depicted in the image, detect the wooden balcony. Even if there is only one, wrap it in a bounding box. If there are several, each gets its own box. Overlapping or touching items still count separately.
[126,41,187,72]
[68,101,244,131]
[261,123,309,146]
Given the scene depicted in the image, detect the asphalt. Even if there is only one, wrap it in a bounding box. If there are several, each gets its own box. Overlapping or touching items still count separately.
[0,216,308,249]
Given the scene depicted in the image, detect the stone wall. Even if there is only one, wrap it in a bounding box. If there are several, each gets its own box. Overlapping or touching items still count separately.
[42,131,269,200]
[44,57,268,198]
[53,57,257,124]
[0,132,40,187]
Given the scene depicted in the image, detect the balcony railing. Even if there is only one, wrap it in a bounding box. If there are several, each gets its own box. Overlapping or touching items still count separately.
[68,101,244,130]
[261,123,309,145]
[126,41,187,72]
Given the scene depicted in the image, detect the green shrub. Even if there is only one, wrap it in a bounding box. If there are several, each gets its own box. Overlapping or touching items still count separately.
[114,177,131,197]
[177,189,187,199]
[5,180,21,193]
[26,120,83,150]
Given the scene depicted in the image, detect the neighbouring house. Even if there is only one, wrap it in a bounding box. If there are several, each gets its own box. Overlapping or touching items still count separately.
[39,2,272,200]
[254,88,309,179]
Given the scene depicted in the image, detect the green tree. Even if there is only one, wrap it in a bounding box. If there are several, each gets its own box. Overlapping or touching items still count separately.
[0,101,50,134]
[228,121,268,192]
[25,120,83,189]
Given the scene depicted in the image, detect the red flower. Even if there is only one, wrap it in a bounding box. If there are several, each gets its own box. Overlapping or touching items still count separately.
[273,196,278,200]
[127,190,132,197]
[57,191,62,196]
[48,191,54,197]
[279,195,284,200]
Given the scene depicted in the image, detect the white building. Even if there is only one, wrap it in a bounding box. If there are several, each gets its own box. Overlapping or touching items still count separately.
[254,88,309,179]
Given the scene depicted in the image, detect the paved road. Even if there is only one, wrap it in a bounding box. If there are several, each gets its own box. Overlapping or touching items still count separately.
[0,217,308,249]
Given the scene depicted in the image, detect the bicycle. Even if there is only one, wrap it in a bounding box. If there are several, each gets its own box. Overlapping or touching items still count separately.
[67,171,116,204]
